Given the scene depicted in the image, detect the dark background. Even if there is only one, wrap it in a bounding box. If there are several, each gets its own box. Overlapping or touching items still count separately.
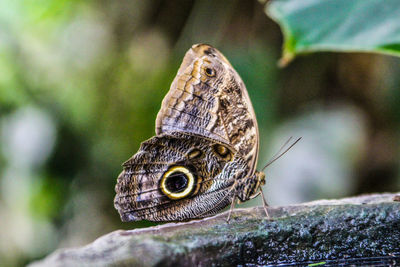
[0,0,399,265]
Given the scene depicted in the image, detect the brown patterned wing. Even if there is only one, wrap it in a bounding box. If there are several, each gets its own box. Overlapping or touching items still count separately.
[114,132,250,222]
[155,44,259,173]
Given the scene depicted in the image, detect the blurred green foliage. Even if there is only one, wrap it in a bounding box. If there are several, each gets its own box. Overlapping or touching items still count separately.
[0,0,399,266]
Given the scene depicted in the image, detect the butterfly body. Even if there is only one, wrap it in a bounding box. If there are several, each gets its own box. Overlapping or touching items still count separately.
[114,44,265,222]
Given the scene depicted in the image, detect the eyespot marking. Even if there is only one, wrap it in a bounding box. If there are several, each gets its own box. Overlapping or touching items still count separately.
[160,166,195,200]
[205,67,216,77]
[213,144,232,161]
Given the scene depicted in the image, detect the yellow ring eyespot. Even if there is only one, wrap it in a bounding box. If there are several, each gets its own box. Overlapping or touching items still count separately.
[160,166,195,200]
[205,67,216,77]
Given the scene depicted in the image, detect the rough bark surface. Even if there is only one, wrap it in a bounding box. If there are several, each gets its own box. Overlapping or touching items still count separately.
[31,193,400,267]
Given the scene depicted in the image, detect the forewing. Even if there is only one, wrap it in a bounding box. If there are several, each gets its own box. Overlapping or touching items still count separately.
[156,44,259,173]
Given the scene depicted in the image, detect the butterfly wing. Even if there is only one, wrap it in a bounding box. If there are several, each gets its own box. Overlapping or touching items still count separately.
[114,132,249,222]
[155,44,259,174]
[115,44,260,222]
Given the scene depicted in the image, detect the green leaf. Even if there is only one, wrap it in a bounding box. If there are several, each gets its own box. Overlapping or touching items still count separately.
[266,0,400,66]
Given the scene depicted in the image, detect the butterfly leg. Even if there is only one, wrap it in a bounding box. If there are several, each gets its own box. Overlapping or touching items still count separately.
[259,187,270,218]
[248,189,271,220]
[226,194,236,223]
[226,180,241,223]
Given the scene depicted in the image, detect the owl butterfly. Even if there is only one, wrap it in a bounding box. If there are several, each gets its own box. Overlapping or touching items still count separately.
[114,44,299,222]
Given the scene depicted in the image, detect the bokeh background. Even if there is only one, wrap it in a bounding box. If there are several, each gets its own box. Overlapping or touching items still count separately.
[0,0,399,265]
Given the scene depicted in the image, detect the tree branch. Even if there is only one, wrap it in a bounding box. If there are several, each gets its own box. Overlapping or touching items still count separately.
[31,193,400,266]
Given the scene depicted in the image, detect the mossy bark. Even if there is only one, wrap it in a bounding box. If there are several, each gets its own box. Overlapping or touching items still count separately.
[31,193,400,266]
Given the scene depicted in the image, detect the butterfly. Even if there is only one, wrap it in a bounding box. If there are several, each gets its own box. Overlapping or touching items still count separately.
[114,44,299,222]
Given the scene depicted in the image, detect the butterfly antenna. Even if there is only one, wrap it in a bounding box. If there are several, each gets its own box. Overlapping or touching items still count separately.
[261,137,302,172]
[267,136,293,162]
[260,136,293,170]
